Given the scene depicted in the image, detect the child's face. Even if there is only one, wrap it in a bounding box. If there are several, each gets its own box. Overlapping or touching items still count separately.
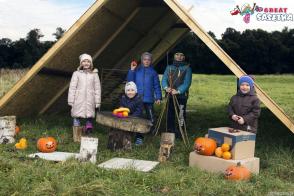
[174,53,185,61]
[126,88,136,98]
[81,59,91,69]
[142,57,151,67]
[240,82,251,94]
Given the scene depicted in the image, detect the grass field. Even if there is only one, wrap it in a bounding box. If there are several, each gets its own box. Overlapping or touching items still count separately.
[0,70,293,195]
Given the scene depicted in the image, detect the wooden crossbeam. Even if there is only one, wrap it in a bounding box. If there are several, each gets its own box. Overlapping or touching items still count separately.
[164,0,294,133]
[38,67,72,78]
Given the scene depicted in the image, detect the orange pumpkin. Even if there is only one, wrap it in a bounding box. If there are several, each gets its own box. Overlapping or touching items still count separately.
[225,162,251,181]
[15,126,20,134]
[194,137,217,156]
[222,151,232,160]
[221,143,230,152]
[215,147,223,158]
[37,137,57,153]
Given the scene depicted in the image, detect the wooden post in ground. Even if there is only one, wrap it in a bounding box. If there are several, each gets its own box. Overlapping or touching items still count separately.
[73,126,83,142]
[158,132,175,162]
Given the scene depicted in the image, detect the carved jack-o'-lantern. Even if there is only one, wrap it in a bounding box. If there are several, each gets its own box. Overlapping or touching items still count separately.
[37,137,57,153]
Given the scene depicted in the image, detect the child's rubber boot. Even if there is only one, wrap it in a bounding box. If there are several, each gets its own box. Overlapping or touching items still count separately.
[73,118,81,126]
[85,121,93,134]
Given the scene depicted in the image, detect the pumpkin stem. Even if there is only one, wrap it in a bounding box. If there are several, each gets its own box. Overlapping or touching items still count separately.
[237,162,241,167]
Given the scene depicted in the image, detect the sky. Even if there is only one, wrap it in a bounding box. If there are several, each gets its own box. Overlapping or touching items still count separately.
[0,0,293,40]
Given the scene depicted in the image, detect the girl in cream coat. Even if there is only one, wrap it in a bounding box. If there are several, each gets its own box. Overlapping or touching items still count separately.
[68,54,101,133]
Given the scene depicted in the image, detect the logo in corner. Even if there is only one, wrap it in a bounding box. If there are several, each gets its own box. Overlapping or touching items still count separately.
[230,3,257,23]
[230,3,293,23]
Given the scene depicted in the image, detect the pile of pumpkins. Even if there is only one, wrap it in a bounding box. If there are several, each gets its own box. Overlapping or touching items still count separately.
[194,137,232,159]
[112,107,130,118]
[14,125,58,153]
[194,137,251,181]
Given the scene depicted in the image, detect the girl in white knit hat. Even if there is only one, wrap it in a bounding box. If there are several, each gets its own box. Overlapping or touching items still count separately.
[68,53,101,134]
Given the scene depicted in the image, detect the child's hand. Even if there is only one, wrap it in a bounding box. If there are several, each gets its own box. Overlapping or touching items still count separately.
[237,117,245,125]
[232,115,239,121]
[155,100,161,104]
[165,87,172,93]
[171,89,179,95]
[130,60,137,70]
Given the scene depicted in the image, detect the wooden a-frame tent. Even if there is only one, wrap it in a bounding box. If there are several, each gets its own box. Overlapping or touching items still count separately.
[0,0,293,133]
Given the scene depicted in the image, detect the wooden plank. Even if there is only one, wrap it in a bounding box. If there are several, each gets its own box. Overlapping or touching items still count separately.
[164,0,294,133]
[38,83,70,115]
[0,0,108,111]
[93,8,140,59]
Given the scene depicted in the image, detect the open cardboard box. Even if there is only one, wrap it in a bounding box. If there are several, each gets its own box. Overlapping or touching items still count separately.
[208,127,256,160]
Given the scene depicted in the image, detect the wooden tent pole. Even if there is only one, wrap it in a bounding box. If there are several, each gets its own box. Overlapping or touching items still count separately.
[164,0,294,133]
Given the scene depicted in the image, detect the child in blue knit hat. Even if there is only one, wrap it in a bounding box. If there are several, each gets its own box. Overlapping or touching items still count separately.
[228,75,261,133]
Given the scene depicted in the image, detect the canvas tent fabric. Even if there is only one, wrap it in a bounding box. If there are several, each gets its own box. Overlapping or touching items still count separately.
[0,0,293,133]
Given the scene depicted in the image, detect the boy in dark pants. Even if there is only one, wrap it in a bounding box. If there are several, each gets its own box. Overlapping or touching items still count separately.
[228,75,261,133]
[161,52,192,138]
[127,52,162,136]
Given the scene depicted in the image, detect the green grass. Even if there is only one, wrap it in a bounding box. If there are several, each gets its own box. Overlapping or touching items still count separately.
[0,73,294,195]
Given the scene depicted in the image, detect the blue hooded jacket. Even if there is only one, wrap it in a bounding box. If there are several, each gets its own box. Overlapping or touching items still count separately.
[127,65,162,103]
[161,61,192,95]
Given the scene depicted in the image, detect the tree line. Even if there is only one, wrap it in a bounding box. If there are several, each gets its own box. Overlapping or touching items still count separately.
[160,27,294,74]
[0,28,65,69]
[0,27,293,74]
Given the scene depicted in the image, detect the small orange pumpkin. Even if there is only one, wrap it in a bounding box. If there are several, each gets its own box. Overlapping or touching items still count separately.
[37,137,57,153]
[15,126,20,134]
[194,137,217,156]
[222,151,232,160]
[225,162,251,181]
[215,147,223,158]
[221,143,230,152]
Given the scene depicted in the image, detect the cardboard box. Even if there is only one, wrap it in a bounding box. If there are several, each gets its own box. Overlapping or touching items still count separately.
[208,127,256,160]
[189,152,259,174]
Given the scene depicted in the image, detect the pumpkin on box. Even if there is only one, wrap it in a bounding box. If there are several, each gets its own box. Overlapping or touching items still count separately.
[208,127,256,160]
[194,137,217,156]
